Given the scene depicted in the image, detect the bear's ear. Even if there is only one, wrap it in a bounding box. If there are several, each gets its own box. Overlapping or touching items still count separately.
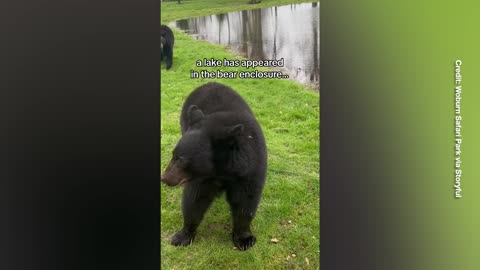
[227,124,244,136]
[187,105,205,126]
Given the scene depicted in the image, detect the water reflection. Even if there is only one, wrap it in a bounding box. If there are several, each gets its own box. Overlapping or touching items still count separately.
[170,2,320,86]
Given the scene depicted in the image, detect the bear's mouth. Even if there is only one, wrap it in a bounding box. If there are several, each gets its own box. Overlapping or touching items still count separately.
[161,176,189,187]
[178,178,188,186]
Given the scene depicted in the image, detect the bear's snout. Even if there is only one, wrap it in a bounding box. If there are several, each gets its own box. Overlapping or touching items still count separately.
[161,162,188,187]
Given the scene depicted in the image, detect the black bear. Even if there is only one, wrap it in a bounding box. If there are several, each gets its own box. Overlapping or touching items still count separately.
[160,25,174,70]
[161,82,267,251]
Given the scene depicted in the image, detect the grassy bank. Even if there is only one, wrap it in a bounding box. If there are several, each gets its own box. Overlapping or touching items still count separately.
[161,1,319,269]
[161,0,318,24]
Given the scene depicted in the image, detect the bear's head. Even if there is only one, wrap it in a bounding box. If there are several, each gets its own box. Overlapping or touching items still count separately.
[161,105,244,187]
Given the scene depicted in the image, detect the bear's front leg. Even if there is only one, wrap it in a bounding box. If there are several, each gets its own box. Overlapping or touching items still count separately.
[171,180,217,246]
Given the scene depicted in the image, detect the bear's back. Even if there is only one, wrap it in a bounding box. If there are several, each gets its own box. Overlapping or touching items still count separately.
[185,82,253,115]
[180,82,255,132]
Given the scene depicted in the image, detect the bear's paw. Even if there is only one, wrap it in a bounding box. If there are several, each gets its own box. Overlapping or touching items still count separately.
[232,232,256,251]
[171,231,195,246]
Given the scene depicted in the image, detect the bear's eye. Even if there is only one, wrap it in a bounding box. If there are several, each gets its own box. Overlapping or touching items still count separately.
[176,156,188,168]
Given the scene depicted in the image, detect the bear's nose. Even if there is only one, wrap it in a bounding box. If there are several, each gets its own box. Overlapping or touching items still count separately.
[161,173,177,186]
[160,174,178,186]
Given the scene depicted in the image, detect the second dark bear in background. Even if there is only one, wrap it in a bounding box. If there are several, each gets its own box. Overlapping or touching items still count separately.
[161,25,174,70]
[161,82,267,251]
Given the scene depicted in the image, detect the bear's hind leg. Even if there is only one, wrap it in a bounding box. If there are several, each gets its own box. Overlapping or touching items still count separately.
[165,47,173,70]
[172,180,218,246]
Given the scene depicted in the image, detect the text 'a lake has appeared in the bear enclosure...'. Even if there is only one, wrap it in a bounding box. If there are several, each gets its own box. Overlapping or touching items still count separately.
[190,58,290,80]
[454,59,463,199]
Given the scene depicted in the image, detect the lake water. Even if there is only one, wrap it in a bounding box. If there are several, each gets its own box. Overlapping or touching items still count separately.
[170,2,320,86]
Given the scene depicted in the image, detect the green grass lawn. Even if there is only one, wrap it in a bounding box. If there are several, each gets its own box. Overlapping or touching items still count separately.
[161,1,319,269]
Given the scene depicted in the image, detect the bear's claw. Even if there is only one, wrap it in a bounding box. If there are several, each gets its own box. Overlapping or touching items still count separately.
[232,233,256,251]
[171,231,195,246]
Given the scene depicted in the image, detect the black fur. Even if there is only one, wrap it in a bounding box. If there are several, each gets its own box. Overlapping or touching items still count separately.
[160,25,174,70]
[161,82,267,251]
